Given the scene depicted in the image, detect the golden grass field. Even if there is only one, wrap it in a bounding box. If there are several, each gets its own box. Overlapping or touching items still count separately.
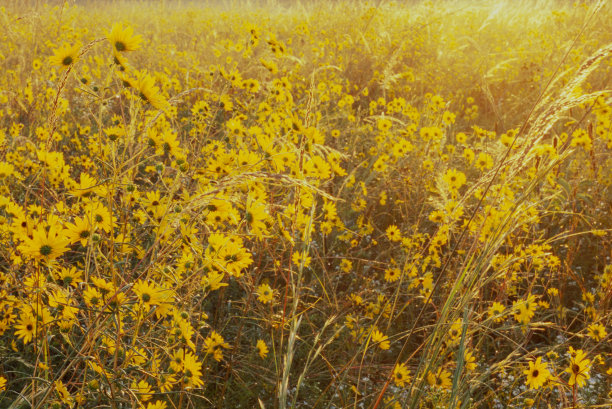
[0,0,610,408]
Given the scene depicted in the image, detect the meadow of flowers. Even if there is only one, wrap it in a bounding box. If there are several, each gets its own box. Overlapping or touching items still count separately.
[0,0,610,408]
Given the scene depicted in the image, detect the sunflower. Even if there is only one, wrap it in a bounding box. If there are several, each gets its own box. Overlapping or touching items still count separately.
[245,199,271,238]
[83,286,103,308]
[214,238,253,277]
[146,401,168,409]
[55,380,73,405]
[513,294,537,325]
[384,267,401,283]
[66,216,93,246]
[392,363,411,387]
[108,23,143,52]
[385,225,402,242]
[256,283,274,304]
[182,351,204,389]
[565,349,591,388]
[464,350,477,371]
[70,173,105,199]
[132,280,163,311]
[524,357,550,389]
[371,329,390,350]
[14,313,37,344]
[487,302,505,323]
[340,258,352,273]
[112,51,130,71]
[443,168,466,191]
[427,368,452,390]
[49,43,81,69]
[18,224,70,262]
[586,323,607,341]
[84,201,116,233]
[256,339,269,359]
[203,330,230,362]
[475,152,494,171]
[17,305,52,343]
[169,348,185,373]
[125,71,170,112]
[130,380,152,403]
[201,270,228,291]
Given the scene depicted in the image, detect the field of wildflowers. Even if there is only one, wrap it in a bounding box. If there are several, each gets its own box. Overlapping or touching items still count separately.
[0,0,610,408]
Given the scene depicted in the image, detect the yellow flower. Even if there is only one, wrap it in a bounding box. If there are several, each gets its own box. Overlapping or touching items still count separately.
[442,110,456,125]
[245,199,271,238]
[0,376,6,392]
[448,319,462,341]
[147,402,167,409]
[182,351,204,388]
[256,283,274,304]
[340,258,352,273]
[371,330,390,350]
[386,225,402,242]
[14,312,37,344]
[201,270,228,291]
[204,330,230,362]
[443,168,466,191]
[132,280,164,311]
[392,363,411,387]
[49,43,81,68]
[524,357,550,390]
[384,267,401,283]
[427,368,452,390]
[256,339,269,359]
[513,295,537,325]
[70,172,105,198]
[124,70,170,112]
[130,379,152,402]
[565,349,591,387]
[488,302,505,323]
[463,147,475,163]
[18,224,70,262]
[108,23,143,52]
[292,251,311,268]
[84,201,116,233]
[586,323,607,341]
[83,286,103,308]
[475,152,493,171]
[55,380,73,405]
[464,350,477,371]
[65,216,93,246]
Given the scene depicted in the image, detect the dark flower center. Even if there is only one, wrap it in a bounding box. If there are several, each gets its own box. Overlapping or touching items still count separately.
[115,41,126,52]
[62,56,73,66]
[40,245,53,256]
